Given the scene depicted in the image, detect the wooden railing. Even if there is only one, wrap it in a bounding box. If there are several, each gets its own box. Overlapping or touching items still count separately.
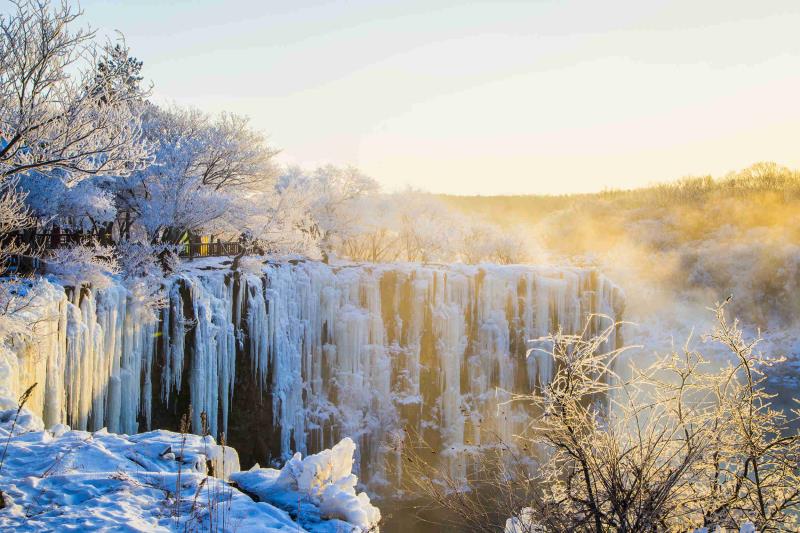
[1,232,248,263]
[178,241,245,259]
[4,255,44,275]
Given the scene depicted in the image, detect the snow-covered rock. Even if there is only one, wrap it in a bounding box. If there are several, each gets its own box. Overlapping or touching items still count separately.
[0,406,378,532]
[231,437,380,532]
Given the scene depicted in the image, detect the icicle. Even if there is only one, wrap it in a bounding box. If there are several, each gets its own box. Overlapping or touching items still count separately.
[1,262,623,490]
[161,280,185,403]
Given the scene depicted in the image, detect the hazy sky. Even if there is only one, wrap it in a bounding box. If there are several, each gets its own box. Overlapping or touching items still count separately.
[78,0,800,195]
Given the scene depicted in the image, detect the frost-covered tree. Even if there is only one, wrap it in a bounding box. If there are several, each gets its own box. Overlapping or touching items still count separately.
[278,165,379,261]
[394,190,459,262]
[338,194,402,263]
[16,171,116,231]
[456,219,533,265]
[114,239,168,320]
[0,178,33,265]
[0,0,152,253]
[118,105,278,243]
[198,112,278,191]
[233,184,319,256]
[0,0,150,181]
[92,41,145,105]
[328,190,535,265]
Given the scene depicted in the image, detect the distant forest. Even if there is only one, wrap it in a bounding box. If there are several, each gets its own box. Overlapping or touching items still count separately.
[441,162,800,327]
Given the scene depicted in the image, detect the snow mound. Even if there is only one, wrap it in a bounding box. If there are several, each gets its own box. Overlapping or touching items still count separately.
[0,405,378,532]
[0,405,45,435]
[231,437,381,532]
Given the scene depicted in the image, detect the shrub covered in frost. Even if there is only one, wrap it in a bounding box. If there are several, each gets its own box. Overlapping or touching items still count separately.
[46,241,120,291]
[403,304,800,532]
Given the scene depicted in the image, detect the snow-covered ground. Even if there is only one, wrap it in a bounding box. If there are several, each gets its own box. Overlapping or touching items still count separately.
[0,404,380,532]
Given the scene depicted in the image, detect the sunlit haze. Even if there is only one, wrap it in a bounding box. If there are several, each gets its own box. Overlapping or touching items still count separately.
[5,2,800,530]
[80,0,800,194]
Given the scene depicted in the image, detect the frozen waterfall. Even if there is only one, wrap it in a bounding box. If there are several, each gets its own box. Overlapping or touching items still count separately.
[1,260,624,485]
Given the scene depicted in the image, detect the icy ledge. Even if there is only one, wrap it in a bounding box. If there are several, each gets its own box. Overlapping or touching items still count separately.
[0,404,380,532]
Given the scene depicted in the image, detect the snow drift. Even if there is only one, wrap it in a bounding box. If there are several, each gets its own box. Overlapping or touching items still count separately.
[0,404,375,532]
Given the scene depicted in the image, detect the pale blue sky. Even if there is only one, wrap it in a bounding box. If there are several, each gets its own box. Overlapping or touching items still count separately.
[76,0,800,194]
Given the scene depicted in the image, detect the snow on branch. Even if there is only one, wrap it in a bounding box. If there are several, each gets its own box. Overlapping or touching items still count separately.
[0,0,151,183]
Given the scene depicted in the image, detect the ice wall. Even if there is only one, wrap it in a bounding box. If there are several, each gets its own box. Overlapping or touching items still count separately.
[1,261,624,485]
[1,282,158,435]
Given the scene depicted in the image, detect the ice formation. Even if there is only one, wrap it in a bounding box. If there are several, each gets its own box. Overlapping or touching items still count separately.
[0,260,624,485]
